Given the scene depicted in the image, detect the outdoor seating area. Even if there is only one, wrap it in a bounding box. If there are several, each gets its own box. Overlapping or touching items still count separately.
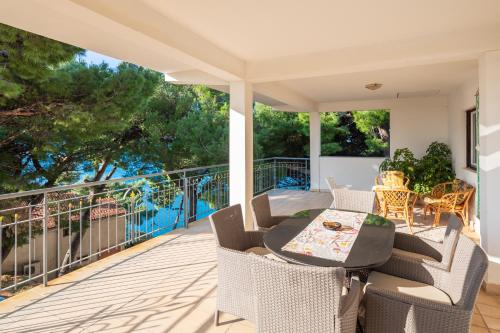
[0,189,495,333]
[1,2,500,333]
[370,172,476,234]
[208,187,486,332]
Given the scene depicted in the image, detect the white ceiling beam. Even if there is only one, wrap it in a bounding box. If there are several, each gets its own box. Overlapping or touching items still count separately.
[246,25,500,83]
[165,70,227,85]
[253,82,318,112]
[69,0,245,81]
[0,0,245,81]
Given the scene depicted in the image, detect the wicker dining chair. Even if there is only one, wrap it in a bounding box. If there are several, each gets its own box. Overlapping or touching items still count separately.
[250,193,289,231]
[209,204,270,325]
[325,177,350,207]
[376,215,463,279]
[325,176,338,193]
[331,188,376,214]
[423,181,474,228]
[364,234,488,333]
[379,188,417,234]
[373,185,404,215]
[374,171,410,188]
[250,254,361,333]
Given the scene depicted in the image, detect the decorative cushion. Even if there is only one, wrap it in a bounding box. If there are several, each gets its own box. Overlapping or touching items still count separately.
[366,271,452,305]
[392,248,438,262]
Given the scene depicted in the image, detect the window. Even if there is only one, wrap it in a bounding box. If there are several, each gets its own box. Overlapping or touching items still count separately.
[466,108,478,170]
[320,110,390,157]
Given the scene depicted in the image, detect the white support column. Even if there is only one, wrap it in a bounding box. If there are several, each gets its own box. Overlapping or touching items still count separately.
[309,112,321,191]
[229,81,254,229]
[479,50,500,292]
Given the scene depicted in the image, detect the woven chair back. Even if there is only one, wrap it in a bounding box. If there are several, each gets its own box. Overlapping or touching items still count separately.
[332,189,376,214]
[442,235,488,309]
[325,177,337,193]
[209,204,249,251]
[381,188,415,208]
[250,254,346,333]
[250,193,273,229]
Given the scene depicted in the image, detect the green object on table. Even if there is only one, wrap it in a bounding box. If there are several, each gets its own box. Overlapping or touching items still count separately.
[293,210,312,218]
[364,214,392,227]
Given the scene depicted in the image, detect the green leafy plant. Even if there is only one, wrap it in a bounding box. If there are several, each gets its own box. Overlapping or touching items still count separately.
[379,142,455,194]
[414,142,455,194]
[379,148,418,185]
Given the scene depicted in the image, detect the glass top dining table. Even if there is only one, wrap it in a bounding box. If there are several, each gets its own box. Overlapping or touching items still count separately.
[263,208,395,270]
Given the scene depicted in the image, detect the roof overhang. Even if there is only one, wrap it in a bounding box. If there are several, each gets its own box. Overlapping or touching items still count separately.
[1,0,498,112]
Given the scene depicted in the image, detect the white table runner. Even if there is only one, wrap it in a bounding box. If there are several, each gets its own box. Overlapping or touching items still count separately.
[281,209,367,262]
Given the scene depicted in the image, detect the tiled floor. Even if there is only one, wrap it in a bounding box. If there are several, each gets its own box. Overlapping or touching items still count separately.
[0,189,496,333]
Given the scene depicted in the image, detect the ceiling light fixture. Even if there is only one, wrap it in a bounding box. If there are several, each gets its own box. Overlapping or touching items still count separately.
[365,83,383,91]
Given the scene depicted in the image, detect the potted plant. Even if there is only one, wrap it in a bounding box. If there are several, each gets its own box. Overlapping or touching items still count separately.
[379,142,455,196]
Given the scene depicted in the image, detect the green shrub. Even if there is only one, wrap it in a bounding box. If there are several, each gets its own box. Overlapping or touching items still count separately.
[379,148,418,185]
[414,142,455,194]
[379,142,455,194]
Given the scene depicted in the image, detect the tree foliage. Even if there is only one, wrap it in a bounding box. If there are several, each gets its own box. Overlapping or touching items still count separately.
[1,23,392,196]
[254,103,309,158]
[0,23,82,108]
[321,110,390,157]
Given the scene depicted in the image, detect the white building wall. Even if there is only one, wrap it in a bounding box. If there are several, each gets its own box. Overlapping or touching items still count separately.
[317,96,449,190]
[447,77,479,232]
[448,78,479,187]
[319,157,385,190]
[479,51,500,290]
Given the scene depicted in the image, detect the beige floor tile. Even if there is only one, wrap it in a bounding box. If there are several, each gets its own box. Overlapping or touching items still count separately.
[471,325,490,333]
[478,303,500,319]
[478,291,500,307]
[226,322,256,333]
[484,315,500,331]
[473,313,487,327]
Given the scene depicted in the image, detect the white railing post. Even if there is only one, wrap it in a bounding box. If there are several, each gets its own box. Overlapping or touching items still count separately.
[43,192,49,287]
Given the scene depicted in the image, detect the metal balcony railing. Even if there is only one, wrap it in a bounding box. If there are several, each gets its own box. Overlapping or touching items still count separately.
[0,157,309,293]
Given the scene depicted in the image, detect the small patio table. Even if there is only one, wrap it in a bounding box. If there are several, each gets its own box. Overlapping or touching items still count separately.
[263,208,395,270]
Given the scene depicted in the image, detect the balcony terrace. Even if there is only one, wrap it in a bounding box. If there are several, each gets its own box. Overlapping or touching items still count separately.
[0,189,492,333]
[1,1,500,332]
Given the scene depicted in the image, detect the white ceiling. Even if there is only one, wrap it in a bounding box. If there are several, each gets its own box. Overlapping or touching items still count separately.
[143,0,500,61]
[1,0,498,110]
[280,60,478,103]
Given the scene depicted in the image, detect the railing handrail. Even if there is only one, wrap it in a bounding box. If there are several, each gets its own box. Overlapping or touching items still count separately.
[0,156,309,201]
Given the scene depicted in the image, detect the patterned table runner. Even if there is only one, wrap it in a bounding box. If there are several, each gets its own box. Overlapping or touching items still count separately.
[281,209,367,262]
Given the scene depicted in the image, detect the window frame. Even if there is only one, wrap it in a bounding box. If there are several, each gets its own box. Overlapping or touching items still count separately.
[466,108,478,171]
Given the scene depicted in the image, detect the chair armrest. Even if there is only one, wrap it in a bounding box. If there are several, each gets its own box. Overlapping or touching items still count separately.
[394,232,443,260]
[375,254,447,286]
[246,230,265,247]
[365,284,466,315]
[271,215,289,224]
[341,275,361,316]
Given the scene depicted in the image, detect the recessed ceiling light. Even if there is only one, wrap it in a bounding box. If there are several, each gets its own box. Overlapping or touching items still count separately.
[365,83,383,91]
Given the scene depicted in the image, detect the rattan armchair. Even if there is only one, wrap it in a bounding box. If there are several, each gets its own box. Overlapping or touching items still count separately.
[331,188,376,214]
[208,204,269,325]
[374,171,410,188]
[364,234,488,333]
[250,193,289,231]
[250,254,361,333]
[378,188,417,234]
[423,181,474,228]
